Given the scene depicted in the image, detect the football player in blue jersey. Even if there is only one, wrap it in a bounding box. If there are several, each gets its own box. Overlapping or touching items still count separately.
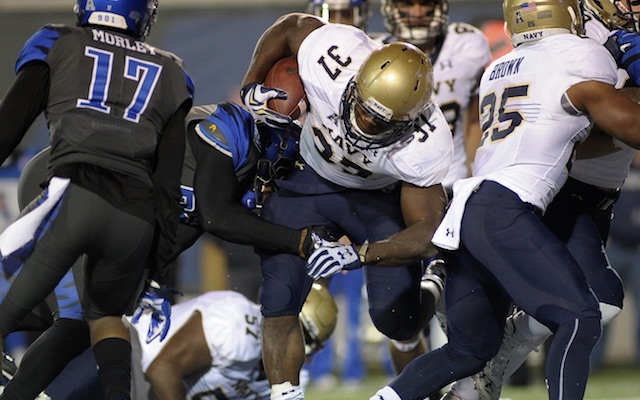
[0,100,334,399]
[0,0,194,398]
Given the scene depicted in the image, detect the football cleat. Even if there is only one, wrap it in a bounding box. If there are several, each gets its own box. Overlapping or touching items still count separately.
[421,258,446,303]
[472,310,531,400]
[439,393,462,400]
[1,353,51,399]
[1,352,17,382]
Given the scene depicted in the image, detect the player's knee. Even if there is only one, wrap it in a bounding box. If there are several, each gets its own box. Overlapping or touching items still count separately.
[369,307,421,341]
[445,344,489,375]
[260,278,308,318]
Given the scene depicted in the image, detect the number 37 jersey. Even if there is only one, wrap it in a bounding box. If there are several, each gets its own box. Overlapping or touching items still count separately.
[15,24,194,182]
[297,23,453,190]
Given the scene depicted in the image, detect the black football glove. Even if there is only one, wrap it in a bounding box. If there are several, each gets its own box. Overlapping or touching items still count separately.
[300,225,339,259]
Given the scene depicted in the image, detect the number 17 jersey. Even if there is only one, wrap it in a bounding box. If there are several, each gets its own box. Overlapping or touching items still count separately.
[16,24,194,185]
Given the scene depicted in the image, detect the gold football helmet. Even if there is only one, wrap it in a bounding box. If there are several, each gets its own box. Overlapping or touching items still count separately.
[300,283,338,356]
[308,0,371,30]
[503,0,584,47]
[342,42,435,149]
[381,0,449,45]
[584,0,640,31]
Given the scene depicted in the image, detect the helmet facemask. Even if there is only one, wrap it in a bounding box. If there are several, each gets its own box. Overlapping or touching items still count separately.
[341,42,435,150]
[308,0,371,30]
[341,80,419,150]
[382,0,450,45]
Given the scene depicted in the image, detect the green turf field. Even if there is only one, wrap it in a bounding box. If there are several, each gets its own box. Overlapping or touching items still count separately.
[305,364,640,400]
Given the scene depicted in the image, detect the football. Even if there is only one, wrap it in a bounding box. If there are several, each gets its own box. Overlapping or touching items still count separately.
[264,57,308,120]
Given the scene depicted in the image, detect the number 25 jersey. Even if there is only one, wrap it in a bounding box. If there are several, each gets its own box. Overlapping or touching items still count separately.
[475,34,618,211]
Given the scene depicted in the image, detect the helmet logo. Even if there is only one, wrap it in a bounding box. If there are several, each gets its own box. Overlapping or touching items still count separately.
[515,11,524,23]
[364,97,393,121]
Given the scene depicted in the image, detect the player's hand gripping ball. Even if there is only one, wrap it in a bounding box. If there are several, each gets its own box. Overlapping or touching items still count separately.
[264,57,309,120]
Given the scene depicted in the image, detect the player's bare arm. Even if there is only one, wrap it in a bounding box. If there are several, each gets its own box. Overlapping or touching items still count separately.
[567,81,640,148]
[242,13,325,86]
[145,311,212,400]
[361,183,447,266]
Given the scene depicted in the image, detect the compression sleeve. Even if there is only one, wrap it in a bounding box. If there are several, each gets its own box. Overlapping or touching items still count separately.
[189,132,301,254]
[0,62,49,164]
[150,101,191,282]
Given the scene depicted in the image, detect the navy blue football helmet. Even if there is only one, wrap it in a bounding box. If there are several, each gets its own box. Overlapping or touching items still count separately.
[75,0,158,41]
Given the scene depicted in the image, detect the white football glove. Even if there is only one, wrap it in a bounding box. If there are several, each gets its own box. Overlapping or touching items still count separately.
[240,82,292,129]
[306,241,362,280]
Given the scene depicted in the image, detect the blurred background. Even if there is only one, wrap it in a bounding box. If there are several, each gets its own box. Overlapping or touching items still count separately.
[1,0,638,395]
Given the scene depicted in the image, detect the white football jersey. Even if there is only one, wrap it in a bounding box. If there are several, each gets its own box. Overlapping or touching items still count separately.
[430,23,492,188]
[297,23,454,190]
[375,23,492,189]
[474,33,618,211]
[569,11,637,190]
[129,291,269,400]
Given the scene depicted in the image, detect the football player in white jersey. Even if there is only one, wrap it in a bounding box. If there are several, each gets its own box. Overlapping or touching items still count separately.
[129,284,337,400]
[377,0,491,191]
[371,0,640,399]
[374,0,491,382]
[444,2,640,399]
[307,0,371,30]
[29,284,337,400]
[240,13,454,400]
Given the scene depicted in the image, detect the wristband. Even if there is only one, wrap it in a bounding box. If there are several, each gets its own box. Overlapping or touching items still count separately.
[358,240,369,263]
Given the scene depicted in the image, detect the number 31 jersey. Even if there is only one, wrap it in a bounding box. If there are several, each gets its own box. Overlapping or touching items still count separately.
[15,24,194,184]
[297,23,453,190]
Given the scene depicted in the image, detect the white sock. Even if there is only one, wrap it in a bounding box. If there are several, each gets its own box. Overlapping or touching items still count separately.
[519,312,552,338]
[370,385,403,400]
[600,302,621,325]
[390,336,422,352]
[271,382,304,400]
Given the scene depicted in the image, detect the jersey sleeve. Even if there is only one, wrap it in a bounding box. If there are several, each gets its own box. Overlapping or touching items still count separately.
[192,102,256,171]
[392,107,454,187]
[448,23,492,95]
[561,37,618,88]
[15,25,61,72]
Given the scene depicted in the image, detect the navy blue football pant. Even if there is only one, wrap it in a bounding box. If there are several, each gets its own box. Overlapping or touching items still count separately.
[259,166,423,341]
[389,181,601,400]
[543,177,624,308]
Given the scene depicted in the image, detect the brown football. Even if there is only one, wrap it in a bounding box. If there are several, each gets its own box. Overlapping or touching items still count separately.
[264,57,308,120]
